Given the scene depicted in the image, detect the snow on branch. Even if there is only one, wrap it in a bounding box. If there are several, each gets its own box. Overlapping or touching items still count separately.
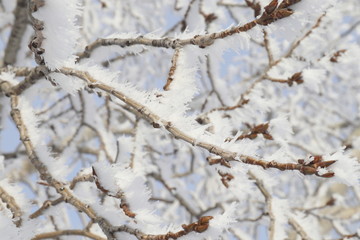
[58,67,339,178]
[1,0,360,239]
[77,0,299,60]
[29,0,81,69]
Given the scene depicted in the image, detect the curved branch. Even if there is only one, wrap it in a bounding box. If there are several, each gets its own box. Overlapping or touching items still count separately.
[0,185,22,227]
[32,229,106,240]
[58,68,336,178]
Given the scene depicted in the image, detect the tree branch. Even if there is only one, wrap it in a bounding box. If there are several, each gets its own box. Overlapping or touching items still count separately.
[0,185,22,227]
[77,3,297,60]
[58,67,336,178]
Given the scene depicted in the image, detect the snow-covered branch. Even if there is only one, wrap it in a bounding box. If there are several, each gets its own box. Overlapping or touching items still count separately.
[0,0,359,239]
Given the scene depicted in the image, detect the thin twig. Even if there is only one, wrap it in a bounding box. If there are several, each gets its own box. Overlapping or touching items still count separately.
[150,173,199,217]
[164,48,181,91]
[77,7,294,60]
[29,197,64,219]
[263,30,274,65]
[0,185,22,226]
[32,229,106,240]
[248,172,276,240]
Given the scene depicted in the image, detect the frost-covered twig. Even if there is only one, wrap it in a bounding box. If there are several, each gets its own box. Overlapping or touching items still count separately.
[0,185,22,227]
[249,172,276,240]
[200,8,326,116]
[263,30,274,65]
[179,0,197,31]
[164,48,181,91]
[217,1,248,8]
[288,217,313,240]
[0,67,43,96]
[129,118,140,168]
[36,94,70,116]
[70,173,94,190]
[29,197,64,219]
[32,229,106,240]
[84,123,115,162]
[205,56,225,106]
[112,216,214,240]
[265,72,303,86]
[77,3,296,60]
[0,66,34,76]
[279,12,326,62]
[92,167,136,218]
[328,233,360,240]
[150,173,199,217]
[12,68,44,95]
[58,67,337,177]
